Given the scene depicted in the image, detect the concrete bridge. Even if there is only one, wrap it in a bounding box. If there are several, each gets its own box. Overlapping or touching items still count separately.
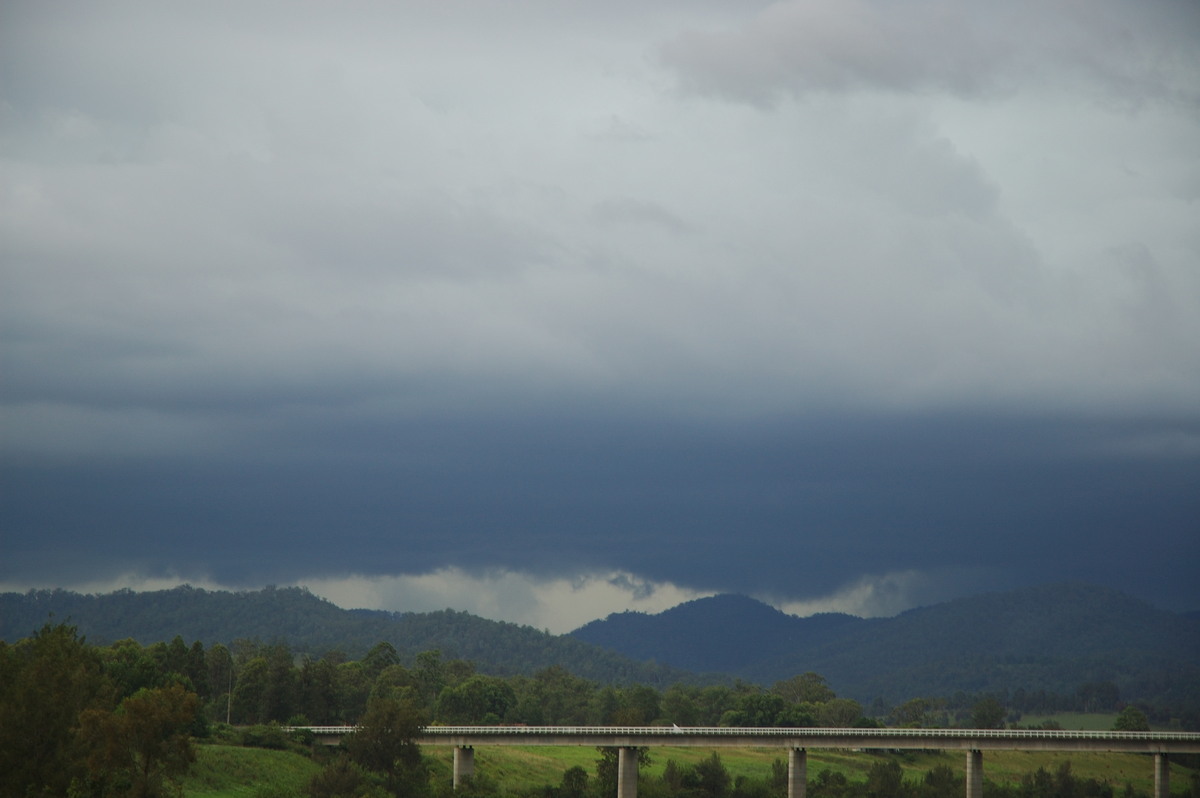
[297,725,1200,798]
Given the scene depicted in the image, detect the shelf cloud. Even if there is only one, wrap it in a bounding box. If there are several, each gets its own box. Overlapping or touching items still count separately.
[2,0,1197,625]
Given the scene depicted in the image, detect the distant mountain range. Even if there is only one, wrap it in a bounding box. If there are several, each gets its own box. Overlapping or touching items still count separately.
[3,582,1197,711]
[0,585,693,688]
[571,583,1200,709]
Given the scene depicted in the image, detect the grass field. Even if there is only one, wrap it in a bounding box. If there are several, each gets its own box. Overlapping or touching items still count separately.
[422,744,1188,795]
[182,743,321,798]
[183,734,1194,797]
[1013,712,1120,730]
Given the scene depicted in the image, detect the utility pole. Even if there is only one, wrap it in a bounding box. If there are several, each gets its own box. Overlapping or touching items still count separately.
[226,654,233,725]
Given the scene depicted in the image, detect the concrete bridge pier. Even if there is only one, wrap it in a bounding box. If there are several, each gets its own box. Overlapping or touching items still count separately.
[787,748,806,798]
[618,747,639,798]
[1154,753,1169,798]
[453,746,474,789]
[965,750,983,798]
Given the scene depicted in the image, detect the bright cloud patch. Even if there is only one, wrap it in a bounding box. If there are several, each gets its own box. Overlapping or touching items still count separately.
[299,569,716,634]
[772,571,933,618]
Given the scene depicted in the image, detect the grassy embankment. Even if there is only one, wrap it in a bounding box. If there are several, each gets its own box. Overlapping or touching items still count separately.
[424,745,1189,795]
[182,743,321,798]
[181,743,1189,797]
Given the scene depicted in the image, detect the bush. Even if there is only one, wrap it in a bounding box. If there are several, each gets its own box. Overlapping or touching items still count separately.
[242,723,291,750]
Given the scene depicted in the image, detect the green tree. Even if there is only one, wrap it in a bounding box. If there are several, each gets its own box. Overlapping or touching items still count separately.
[560,765,589,798]
[693,752,732,798]
[307,756,387,798]
[696,685,736,726]
[890,697,942,728]
[345,695,428,797]
[338,660,375,722]
[80,682,200,798]
[922,764,960,798]
[519,665,596,725]
[435,675,516,724]
[160,635,190,678]
[1019,766,1055,798]
[414,650,447,709]
[772,673,835,705]
[1051,761,1078,798]
[662,685,701,726]
[300,656,341,724]
[185,640,210,699]
[363,641,402,678]
[722,693,788,727]
[970,697,1006,730]
[104,638,164,698]
[663,759,685,792]
[1112,705,1150,732]
[590,687,622,725]
[206,643,235,723]
[817,698,862,728]
[231,657,270,724]
[809,769,850,798]
[864,759,906,798]
[0,623,114,797]
[617,685,662,725]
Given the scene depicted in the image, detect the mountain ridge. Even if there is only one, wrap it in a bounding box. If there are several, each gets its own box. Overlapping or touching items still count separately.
[569,582,1200,709]
[0,585,695,687]
[2,581,1196,712]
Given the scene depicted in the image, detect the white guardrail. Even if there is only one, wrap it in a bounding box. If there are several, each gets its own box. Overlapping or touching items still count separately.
[295,725,1200,743]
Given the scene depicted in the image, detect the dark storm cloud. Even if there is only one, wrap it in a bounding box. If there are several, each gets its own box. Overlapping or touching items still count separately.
[4,410,1197,611]
[2,1,1198,622]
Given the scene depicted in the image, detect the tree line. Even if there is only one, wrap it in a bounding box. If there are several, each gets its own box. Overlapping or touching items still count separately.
[70,630,1146,731]
[0,623,1180,798]
[0,624,200,797]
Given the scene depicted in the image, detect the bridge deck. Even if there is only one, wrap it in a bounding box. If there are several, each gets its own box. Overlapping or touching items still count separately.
[297,725,1200,754]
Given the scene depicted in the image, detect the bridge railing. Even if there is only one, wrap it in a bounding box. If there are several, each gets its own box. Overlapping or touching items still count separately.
[296,724,1200,743]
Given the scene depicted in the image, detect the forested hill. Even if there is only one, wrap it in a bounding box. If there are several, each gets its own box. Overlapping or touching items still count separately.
[0,586,693,687]
[570,583,1200,709]
[3,582,1197,711]
[570,594,865,673]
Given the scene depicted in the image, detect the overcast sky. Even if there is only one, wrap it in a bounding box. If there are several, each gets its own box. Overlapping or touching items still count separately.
[2,0,1198,634]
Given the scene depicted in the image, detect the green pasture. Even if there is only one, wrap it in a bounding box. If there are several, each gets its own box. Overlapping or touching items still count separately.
[423,744,1185,795]
[1013,712,1120,730]
[183,739,1193,797]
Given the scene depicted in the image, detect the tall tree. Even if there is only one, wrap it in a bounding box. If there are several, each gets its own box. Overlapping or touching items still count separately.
[345,696,428,797]
[817,698,862,728]
[263,642,298,722]
[1112,705,1151,732]
[230,656,270,724]
[300,656,341,724]
[970,697,1006,729]
[435,675,516,724]
[206,643,234,724]
[560,765,589,798]
[693,752,732,798]
[80,683,200,798]
[921,764,960,798]
[773,672,835,705]
[864,759,906,798]
[104,639,163,698]
[185,640,210,699]
[0,624,113,797]
[363,641,402,678]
